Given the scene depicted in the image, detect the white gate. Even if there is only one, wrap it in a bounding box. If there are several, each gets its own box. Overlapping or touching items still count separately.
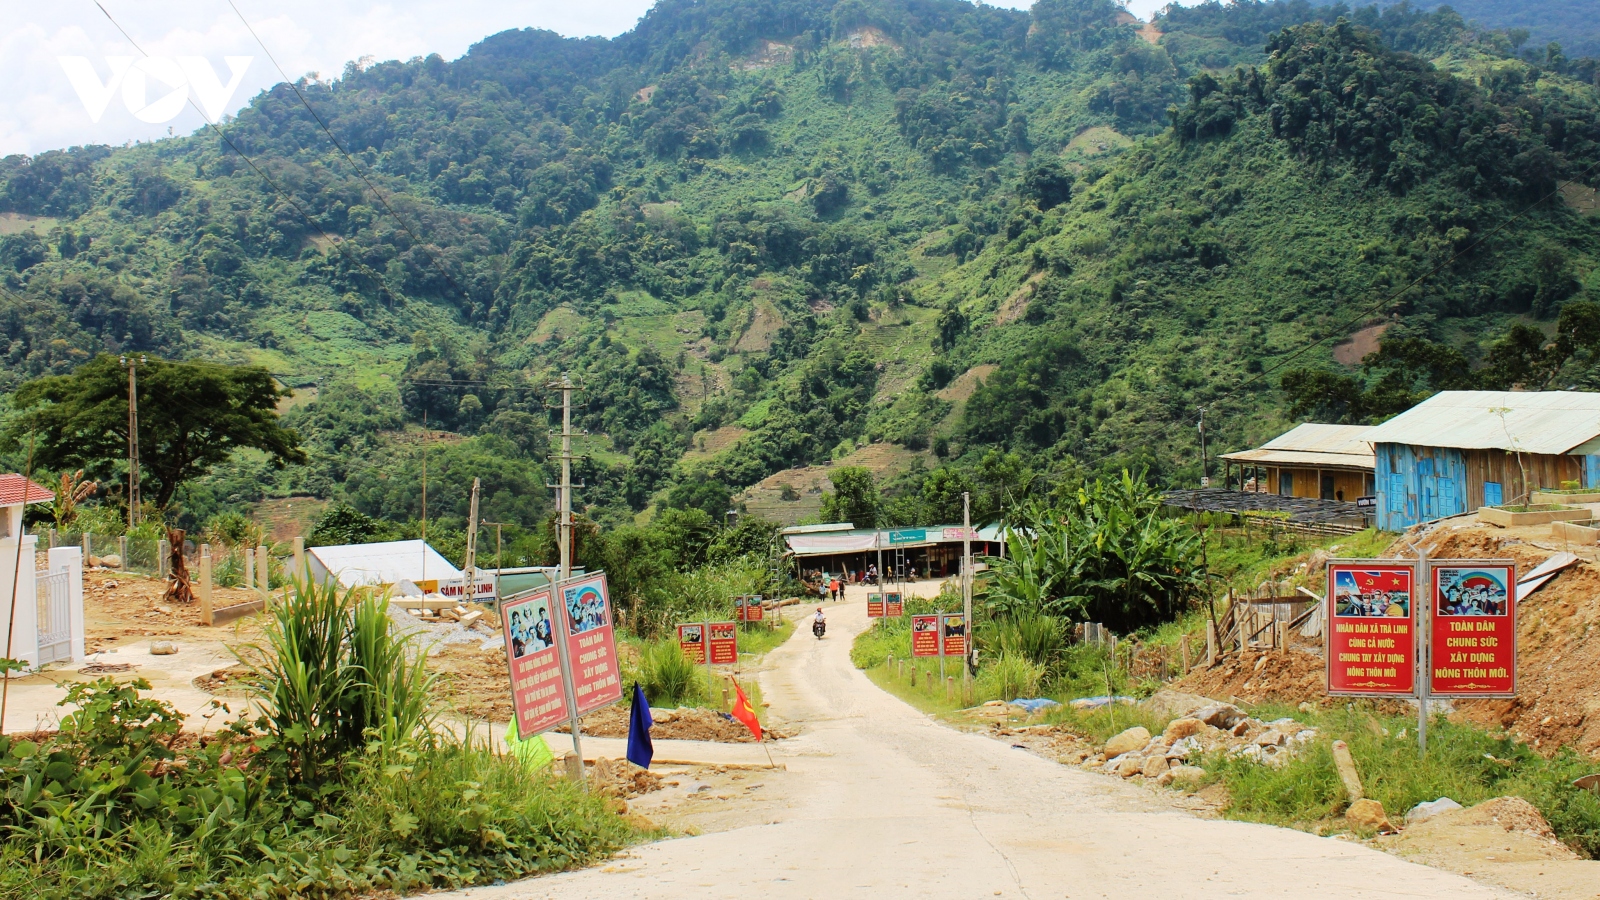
[35,570,71,664]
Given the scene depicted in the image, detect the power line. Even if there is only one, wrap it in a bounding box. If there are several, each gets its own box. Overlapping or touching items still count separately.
[1185,156,1600,431]
[92,2,407,314]
[225,0,481,314]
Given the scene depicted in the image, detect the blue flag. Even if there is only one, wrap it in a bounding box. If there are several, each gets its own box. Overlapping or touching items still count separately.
[626,682,654,769]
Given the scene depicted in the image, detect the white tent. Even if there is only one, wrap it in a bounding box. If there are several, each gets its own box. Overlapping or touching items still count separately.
[306,539,461,590]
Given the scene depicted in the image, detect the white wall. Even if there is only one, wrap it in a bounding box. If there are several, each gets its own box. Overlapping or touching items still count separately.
[0,536,39,668]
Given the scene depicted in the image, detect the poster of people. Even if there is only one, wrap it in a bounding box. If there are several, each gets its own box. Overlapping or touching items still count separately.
[911,614,940,657]
[1326,562,1416,696]
[560,574,623,716]
[941,614,967,658]
[499,589,569,738]
[1430,561,1516,697]
[677,623,706,664]
[709,622,739,664]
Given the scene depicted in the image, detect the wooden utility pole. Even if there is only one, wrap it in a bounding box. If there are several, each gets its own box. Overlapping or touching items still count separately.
[463,477,481,600]
[121,355,145,527]
[962,491,973,679]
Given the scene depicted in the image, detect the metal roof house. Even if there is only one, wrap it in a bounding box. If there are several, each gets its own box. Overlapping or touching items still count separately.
[307,539,461,591]
[1364,391,1600,530]
[1219,423,1375,502]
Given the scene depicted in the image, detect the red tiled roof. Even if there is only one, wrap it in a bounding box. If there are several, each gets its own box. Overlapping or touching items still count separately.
[0,474,54,505]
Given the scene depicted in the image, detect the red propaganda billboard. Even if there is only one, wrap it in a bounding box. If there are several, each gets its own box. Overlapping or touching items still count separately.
[559,574,624,715]
[736,595,765,622]
[1430,561,1516,697]
[884,593,904,617]
[1326,562,1416,696]
[867,593,886,618]
[500,589,569,738]
[941,614,967,658]
[911,615,940,657]
[709,622,739,664]
[677,623,707,664]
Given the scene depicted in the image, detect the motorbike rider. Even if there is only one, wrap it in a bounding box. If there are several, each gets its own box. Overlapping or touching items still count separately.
[812,607,827,637]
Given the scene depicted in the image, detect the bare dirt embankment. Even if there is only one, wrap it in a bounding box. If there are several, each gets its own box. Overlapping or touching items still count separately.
[1169,522,1600,758]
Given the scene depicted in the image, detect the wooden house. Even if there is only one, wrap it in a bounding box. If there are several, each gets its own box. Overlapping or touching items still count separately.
[1219,423,1375,502]
[1363,391,1600,530]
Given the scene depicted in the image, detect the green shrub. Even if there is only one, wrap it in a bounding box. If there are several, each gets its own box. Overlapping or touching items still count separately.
[976,653,1045,701]
[247,578,437,782]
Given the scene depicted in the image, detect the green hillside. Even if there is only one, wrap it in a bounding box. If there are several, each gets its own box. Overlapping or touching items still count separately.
[1345,0,1600,58]
[1,0,1598,540]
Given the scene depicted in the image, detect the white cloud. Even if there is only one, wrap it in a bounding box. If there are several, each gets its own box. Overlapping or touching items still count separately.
[0,0,653,155]
[1,0,1198,156]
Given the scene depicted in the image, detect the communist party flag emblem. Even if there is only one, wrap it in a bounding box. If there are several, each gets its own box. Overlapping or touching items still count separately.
[730,680,763,743]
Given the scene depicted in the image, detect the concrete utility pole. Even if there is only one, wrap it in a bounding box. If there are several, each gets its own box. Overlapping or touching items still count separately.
[121,355,145,527]
[555,375,575,583]
[548,374,586,779]
[463,477,481,601]
[1197,407,1209,488]
[962,491,973,678]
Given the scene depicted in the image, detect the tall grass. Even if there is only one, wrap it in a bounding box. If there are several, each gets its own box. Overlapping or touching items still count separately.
[975,653,1045,701]
[635,640,705,707]
[247,579,436,782]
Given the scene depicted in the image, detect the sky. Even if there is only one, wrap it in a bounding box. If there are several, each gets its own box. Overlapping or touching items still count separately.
[0,0,1182,156]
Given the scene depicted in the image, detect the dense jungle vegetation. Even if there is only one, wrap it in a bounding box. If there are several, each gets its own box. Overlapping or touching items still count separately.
[3,0,1599,564]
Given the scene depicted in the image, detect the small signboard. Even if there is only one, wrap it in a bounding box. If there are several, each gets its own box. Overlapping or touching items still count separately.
[735,595,765,622]
[911,615,940,657]
[559,574,623,716]
[1430,561,1516,697]
[867,593,886,618]
[500,589,568,738]
[677,623,706,664]
[942,527,977,541]
[941,614,967,658]
[884,592,903,617]
[708,622,739,664]
[1326,561,1416,696]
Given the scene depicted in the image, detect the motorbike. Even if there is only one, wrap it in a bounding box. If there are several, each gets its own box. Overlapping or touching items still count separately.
[812,619,826,639]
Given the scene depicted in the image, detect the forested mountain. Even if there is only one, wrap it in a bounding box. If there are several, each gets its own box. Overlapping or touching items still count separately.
[1342,1,1600,58]
[1,0,1598,538]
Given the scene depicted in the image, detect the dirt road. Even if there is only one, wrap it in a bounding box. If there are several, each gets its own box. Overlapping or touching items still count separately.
[450,601,1514,900]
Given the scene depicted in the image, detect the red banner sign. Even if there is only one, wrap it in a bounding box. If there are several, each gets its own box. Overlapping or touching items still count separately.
[911,615,940,657]
[709,622,738,664]
[1430,561,1516,697]
[884,593,903,617]
[1326,562,1416,696]
[941,615,967,658]
[500,589,568,738]
[867,593,885,618]
[559,574,623,716]
[677,623,706,664]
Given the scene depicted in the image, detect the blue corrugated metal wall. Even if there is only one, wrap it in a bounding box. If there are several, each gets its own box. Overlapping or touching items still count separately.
[1374,443,1468,530]
[1587,455,1600,489]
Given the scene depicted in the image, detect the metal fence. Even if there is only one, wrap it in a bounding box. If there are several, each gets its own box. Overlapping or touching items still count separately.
[36,570,72,665]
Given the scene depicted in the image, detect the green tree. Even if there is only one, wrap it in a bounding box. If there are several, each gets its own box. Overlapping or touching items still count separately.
[818,466,880,527]
[7,355,306,509]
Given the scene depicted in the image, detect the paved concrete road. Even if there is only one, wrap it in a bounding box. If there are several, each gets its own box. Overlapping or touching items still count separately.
[450,600,1512,900]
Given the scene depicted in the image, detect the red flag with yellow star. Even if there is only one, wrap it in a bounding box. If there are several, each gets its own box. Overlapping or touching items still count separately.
[729,680,762,742]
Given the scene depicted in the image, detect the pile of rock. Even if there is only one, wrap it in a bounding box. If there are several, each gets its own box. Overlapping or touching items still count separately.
[1084,702,1317,785]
